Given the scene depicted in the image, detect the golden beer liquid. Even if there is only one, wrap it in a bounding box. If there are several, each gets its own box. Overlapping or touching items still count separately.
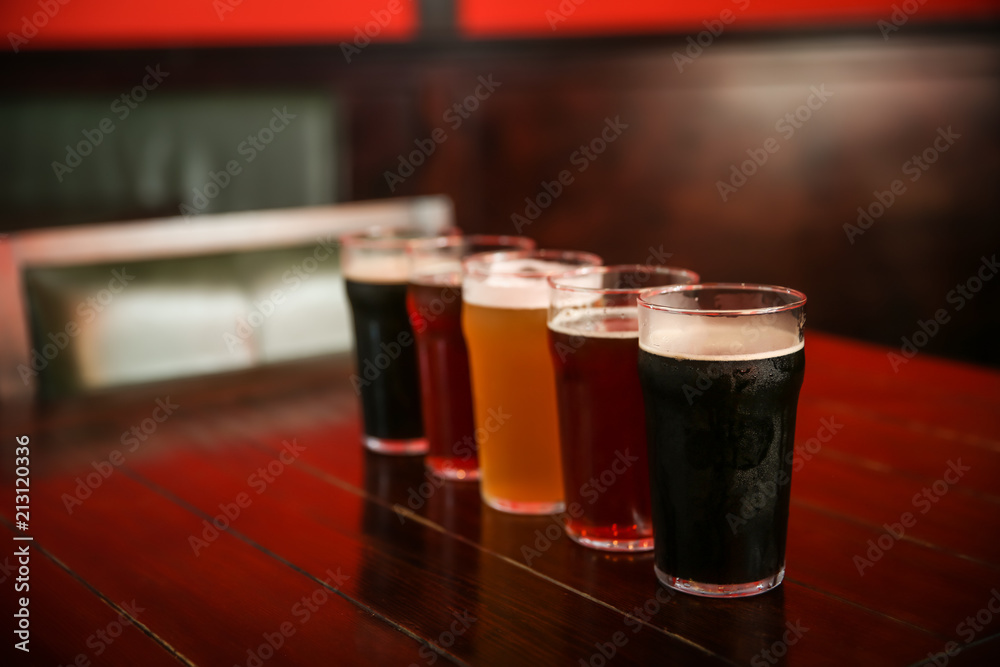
[462,301,565,512]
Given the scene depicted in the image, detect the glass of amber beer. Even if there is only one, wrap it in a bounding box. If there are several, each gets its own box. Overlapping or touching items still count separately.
[406,235,536,480]
[547,265,698,551]
[462,249,602,514]
[637,284,806,597]
[341,228,451,455]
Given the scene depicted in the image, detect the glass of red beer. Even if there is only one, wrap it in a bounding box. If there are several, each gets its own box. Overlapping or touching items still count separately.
[547,265,699,551]
[406,235,536,480]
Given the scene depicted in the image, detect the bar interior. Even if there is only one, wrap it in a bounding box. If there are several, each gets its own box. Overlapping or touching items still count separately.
[1,1,998,665]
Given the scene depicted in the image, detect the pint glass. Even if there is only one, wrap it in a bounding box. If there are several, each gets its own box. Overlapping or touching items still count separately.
[406,235,536,480]
[341,228,450,455]
[462,250,602,514]
[547,265,698,551]
[637,284,806,597]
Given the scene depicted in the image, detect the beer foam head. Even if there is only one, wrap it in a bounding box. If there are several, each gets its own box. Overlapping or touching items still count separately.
[550,265,699,293]
[549,265,700,312]
[411,258,461,284]
[638,284,806,360]
[548,306,639,339]
[342,254,412,283]
[341,227,441,284]
[546,271,605,309]
[463,251,602,309]
[411,235,537,285]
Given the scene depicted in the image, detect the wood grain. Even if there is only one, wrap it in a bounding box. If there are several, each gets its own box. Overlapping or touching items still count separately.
[1,331,997,666]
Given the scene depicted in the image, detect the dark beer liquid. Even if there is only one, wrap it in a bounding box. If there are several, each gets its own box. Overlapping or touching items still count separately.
[345,279,424,440]
[549,312,652,546]
[638,346,805,585]
[407,280,478,476]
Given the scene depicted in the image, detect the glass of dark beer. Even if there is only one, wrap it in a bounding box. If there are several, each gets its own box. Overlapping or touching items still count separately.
[547,265,699,552]
[406,235,536,480]
[341,228,452,455]
[637,284,806,597]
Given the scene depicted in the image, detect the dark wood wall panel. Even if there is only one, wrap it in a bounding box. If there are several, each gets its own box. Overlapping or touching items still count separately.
[3,31,997,365]
[348,36,1000,366]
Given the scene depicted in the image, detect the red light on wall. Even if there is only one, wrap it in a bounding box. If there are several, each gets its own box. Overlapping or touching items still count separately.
[2,0,418,51]
[459,0,1000,37]
[3,0,998,51]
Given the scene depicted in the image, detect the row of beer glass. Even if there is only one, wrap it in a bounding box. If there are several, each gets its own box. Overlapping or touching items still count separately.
[340,228,806,598]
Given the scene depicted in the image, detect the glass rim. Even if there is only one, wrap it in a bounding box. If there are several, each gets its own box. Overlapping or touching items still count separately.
[548,264,700,294]
[408,233,536,252]
[462,249,602,279]
[410,235,538,285]
[340,226,456,249]
[638,283,807,315]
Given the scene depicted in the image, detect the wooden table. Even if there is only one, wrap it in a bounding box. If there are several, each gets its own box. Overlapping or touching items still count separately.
[2,332,999,666]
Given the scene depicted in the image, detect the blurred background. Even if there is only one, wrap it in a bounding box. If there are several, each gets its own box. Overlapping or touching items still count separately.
[1,0,998,400]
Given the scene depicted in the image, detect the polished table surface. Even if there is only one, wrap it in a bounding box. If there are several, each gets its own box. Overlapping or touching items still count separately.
[2,331,999,666]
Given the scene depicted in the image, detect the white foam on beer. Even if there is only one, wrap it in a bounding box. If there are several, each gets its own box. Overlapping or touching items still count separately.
[341,254,411,283]
[548,307,639,339]
[411,270,461,287]
[411,257,462,286]
[639,316,803,361]
[463,258,580,309]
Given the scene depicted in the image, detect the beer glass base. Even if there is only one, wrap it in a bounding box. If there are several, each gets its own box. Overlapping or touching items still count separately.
[566,530,654,553]
[484,496,565,515]
[364,436,428,455]
[426,460,480,481]
[655,565,784,598]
